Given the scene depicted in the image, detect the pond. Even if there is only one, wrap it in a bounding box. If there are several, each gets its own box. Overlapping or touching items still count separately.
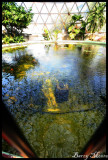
[2,43,106,158]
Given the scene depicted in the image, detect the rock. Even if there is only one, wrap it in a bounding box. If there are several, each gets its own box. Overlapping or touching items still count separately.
[55,82,69,103]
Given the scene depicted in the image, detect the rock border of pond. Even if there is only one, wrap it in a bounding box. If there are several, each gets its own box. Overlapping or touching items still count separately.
[2,40,106,49]
[2,45,28,53]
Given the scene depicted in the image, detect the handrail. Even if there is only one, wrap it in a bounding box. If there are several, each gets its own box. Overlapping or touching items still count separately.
[2,151,23,158]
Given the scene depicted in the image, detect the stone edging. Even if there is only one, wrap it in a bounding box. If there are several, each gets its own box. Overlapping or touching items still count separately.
[2,40,106,48]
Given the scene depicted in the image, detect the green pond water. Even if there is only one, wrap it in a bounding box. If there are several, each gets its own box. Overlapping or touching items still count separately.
[2,43,106,158]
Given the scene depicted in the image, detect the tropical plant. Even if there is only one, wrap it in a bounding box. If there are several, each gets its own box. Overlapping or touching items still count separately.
[66,3,106,40]
[2,35,25,44]
[2,2,33,44]
[52,29,61,41]
[2,2,33,36]
[87,2,106,34]
[68,14,87,40]
[2,35,14,44]
[42,28,51,41]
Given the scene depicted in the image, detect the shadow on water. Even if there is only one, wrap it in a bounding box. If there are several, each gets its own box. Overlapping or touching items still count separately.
[27,81,47,110]
[55,81,69,103]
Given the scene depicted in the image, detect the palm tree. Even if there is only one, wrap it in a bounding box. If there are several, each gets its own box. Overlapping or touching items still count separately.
[87,2,106,37]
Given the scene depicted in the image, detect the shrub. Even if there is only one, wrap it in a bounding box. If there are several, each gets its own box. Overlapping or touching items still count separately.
[2,35,25,44]
[2,2,33,44]
[87,2,106,33]
[68,14,87,40]
[42,28,51,41]
[2,2,33,36]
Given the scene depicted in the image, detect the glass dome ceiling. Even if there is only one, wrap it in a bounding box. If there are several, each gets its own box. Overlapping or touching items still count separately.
[16,2,106,35]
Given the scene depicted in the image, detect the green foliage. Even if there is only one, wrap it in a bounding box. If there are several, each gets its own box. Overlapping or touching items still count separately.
[52,29,61,41]
[2,2,33,35]
[87,2,106,33]
[43,27,61,41]
[67,3,106,40]
[14,36,25,43]
[70,14,83,23]
[2,46,27,53]
[2,35,25,44]
[69,33,76,39]
[68,14,87,40]
[2,2,33,44]
[2,35,14,44]
[42,28,51,41]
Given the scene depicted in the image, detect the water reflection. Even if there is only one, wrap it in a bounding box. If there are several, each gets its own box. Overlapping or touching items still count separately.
[44,44,51,54]
[55,82,69,103]
[2,43,106,158]
[2,52,39,80]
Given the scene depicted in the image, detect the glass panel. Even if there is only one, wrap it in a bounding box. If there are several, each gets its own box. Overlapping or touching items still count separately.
[65,2,74,12]
[30,3,39,13]
[46,15,53,23]
[37,24,44,33]
[45,2,54,12]
[60,3,68,13]
[55,2,64,12]
[46,24,54,32]
[80,13,88,21]
[87,2,96,10]
[18,2,106,34]
[50,4,59,13]
[41,4,49,13]
[71,3,79,13]
[32,14,39,23]
[41,14,49,23]
[36,15,44,23]
[31,24,39,34]
[24,2,33,10]
[81,3,89,12]
[51,14,59,23]
[76,2,85,12]
[35,2,44,12]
